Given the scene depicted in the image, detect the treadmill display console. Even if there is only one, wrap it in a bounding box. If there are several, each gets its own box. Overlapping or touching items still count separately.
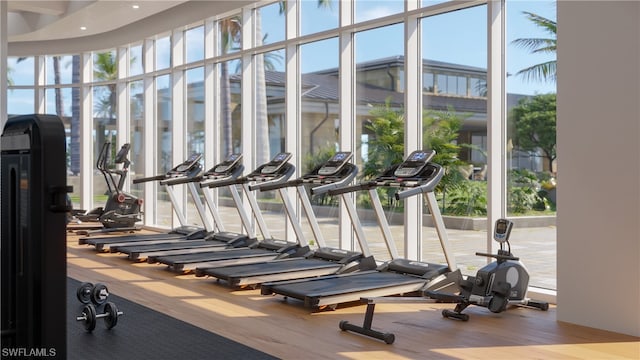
[213,153,242,174]
[393,150,435,178]
[171,153,202,175]
[317,152,353,176]
[260,152,292,174]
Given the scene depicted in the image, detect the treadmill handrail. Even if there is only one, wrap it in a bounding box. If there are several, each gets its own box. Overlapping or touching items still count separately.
[198,165,245,189]
[202,176,246,188]
[247,164,296,191]
[160,174,203,186]
[257,178,304,192]
[309,163,358,196]
[326,181,376,196]
[394,163,444,200]
[159,173,202,186]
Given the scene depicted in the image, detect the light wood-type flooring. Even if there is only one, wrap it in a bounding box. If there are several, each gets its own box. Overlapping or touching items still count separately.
[67,230,640,359]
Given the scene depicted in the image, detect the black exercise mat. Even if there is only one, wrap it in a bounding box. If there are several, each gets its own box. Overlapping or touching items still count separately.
[68,278,279,360]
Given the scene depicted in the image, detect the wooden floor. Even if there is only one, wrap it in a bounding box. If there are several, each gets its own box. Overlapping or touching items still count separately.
[67,230,640,359]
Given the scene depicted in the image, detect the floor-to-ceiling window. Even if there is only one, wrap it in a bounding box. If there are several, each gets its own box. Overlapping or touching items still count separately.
[354,22,406,259]
[506,0,557,289]
[419,4,488,275]
[4,0,557,292]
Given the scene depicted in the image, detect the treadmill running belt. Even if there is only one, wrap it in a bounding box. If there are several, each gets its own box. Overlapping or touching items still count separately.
[154,248,276,264]
[202,258,341,278]
[265,271,426,298]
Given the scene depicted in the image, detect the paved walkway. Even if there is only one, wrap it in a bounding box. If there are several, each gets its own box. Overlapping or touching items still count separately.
[160,202,557,290]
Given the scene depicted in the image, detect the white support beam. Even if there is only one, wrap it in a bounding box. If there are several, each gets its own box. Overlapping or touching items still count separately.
[204,19,216,168]
[171,28,185,229]
[34,55,45,113]
[404,8,421,261]
[487,0,507,252]
[338,0,354,251]
[285,0,300,244]
[142,38,156,223]
[116,47,128,146]
[80,52,93,211]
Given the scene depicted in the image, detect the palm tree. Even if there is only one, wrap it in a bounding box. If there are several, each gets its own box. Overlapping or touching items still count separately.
[92,51,118,157]
[219,16,242,157]
[511,11,557,83]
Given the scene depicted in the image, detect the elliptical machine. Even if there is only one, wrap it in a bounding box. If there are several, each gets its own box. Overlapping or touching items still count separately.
[426,218,549,321]
[70,142,142,231]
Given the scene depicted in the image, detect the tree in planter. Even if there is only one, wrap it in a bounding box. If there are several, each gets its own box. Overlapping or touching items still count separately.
[362,101,475,211]
[510,93,556,173]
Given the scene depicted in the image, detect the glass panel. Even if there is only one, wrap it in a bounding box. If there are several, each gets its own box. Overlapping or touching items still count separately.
[421,0,451,7]
[7,56,34,86]
[300,37,340,248]
[300,0,338,36]
[45,86,74,199]
[46,55,74,85]
[355,23,405,259]
[355,0,404,23]
[45,88,72,117]
[255,48,285,164]
[217,58,242,235]
[156,35,171,70]
[130,44,143,76]
[93,50,117,82]
[185,25,205,63]
[218,59,242,156]
[7,89,34,115]
[67,56,82,201]
[92,84,117,208]
[218,14,242,55]
[186,67,205,227]
[507,0,557,289]
[129,80,145,202]
[156,75,173,227]
[421,5,487,272]
[256,2,285,46]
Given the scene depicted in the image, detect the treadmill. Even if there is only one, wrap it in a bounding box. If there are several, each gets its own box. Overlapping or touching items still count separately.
[79,153,210,251]
[109,153,258,261]
[260,150,458,310]
[194,151,378,288]
[147,152,311,273]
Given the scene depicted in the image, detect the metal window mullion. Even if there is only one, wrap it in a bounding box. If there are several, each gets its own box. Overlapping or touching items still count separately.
[117,47,128,152]
[35,55,45,113]
[338,0,355,251]
[284,0,300,246]
[487,0,507,254]
[204,19,216,168]
[171,29,186,229]
[80,52,94,211]
[142,39,156,226]
[405,11,422,261]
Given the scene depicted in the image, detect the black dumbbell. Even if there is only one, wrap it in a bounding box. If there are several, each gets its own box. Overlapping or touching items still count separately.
[76,282,109,305]
[76,302,124,332]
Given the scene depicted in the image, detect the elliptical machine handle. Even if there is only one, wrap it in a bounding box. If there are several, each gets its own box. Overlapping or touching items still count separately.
[133,174,166,184]
[475,252,520,261]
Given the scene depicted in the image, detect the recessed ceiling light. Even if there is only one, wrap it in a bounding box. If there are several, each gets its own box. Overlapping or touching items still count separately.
[80,26,87,31]
[132,4,140,9]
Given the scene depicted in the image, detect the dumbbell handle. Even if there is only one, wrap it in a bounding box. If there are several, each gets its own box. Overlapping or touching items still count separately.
[76,310,124,321]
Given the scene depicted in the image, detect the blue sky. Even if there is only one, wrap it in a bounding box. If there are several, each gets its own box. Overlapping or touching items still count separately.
[7,0,556,115]
[295,0,556,96]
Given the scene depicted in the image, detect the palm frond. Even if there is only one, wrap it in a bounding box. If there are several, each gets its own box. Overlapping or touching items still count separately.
[514,60,556,83]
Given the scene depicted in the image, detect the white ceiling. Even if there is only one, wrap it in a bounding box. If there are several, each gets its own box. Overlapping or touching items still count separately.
[6,1,258,55]
[7,1,189,42]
